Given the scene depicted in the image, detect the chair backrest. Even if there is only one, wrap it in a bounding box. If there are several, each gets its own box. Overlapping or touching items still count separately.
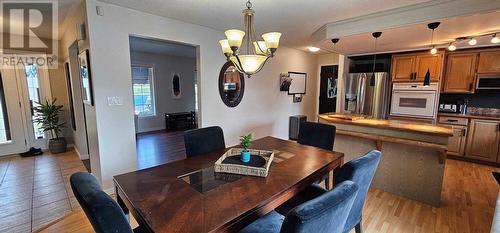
[333,150,381,233]
[280,181,358,233]
[297,122,336,151]
[184,126,226,157]
[70,172,133,233]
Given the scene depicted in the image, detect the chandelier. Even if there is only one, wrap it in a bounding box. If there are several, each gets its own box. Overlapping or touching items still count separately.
[218,0,282,78]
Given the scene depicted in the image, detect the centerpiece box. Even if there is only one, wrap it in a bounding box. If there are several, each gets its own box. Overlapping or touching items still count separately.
[214,148,274,177]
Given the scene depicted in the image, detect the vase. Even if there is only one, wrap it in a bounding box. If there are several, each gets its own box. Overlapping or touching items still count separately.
[241,150,250,162]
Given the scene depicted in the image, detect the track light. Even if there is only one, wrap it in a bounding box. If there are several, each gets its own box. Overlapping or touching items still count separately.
[492,34,500,44]
[468,38,477,45]
[430,46,437,54]
[308,46,320,52]
[447,43,456,51]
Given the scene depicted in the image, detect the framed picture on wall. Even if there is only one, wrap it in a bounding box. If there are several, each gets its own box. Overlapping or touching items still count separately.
[64,62,76,130]
[79,49,94,106]
[172,73,181,99]
[287,72,307,95]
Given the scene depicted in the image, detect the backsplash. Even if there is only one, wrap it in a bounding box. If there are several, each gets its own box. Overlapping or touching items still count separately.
[439,90,500,109]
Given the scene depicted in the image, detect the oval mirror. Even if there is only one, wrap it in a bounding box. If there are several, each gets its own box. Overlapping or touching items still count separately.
[219,61,245,107]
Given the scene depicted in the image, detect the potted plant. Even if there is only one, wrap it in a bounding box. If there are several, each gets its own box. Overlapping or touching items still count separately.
[240,133,252,162]
[33,99,67,154]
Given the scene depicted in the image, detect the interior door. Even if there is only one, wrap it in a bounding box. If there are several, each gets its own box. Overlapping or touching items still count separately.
[318,65,338,114]
[0,68,28,156]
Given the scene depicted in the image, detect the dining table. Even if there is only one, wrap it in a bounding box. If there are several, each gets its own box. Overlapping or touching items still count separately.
[113,136,344,233]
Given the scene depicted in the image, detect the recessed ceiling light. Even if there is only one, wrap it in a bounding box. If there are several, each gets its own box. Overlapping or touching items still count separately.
[308,46,320,52]
[468,38,477,45]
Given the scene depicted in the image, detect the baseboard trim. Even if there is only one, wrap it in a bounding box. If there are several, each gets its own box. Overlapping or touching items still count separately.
[74,146,89,160]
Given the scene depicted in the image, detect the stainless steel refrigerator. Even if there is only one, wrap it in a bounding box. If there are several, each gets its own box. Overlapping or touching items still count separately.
[344,72,390,119]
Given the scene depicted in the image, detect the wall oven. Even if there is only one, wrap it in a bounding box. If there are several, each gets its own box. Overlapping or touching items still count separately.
[390,83,439,118]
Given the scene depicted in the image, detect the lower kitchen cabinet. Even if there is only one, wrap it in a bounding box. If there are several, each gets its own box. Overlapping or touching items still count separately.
[465,119,500,162]
[446,125,467,156]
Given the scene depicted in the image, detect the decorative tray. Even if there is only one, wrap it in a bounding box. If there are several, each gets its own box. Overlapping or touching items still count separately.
[214,148,274,177]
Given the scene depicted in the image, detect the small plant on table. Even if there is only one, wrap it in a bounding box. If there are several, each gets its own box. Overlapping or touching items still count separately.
[240,133,252,162]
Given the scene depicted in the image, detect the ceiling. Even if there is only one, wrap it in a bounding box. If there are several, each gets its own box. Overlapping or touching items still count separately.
[129,36,197,58]
[322,11,500,55]
[100,0,431,48]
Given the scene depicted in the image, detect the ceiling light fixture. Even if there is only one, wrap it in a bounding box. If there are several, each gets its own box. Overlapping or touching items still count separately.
[447,43,456,51]
[331,38,340,51]
[491,34,500,44]
[468,38,477,45]
[370,32,382,87]
[427,22,440,55]
[308,47,320,52]
[218,0,281,78]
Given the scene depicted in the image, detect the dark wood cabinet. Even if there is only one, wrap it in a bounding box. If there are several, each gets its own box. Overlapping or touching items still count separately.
[465,119,500,162]
[391,52,443,82]
[442,53,478,93]
[478,50,500,74]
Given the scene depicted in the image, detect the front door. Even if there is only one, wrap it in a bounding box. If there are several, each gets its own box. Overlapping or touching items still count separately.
[0,68,28,156]
[318,65,338,114]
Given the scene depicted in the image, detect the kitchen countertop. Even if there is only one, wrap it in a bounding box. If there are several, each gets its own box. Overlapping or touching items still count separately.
[318,113,453,137]
[438,112,500,121]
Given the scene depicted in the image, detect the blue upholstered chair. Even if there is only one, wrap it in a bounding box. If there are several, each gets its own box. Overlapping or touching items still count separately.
[70,172,143,233]
[239,181,358,233]
[297,122,336,189]
[276,150,381,233]
[183,126,225,157]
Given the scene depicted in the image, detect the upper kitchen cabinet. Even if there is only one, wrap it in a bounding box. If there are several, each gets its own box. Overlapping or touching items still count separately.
[478,50,500,74]
[415,54,443,82]
[442,52,478,93]
[391,55,415,82]
[391,52,444,82]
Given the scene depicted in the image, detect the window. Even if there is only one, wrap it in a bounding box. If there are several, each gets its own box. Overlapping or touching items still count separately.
[132,65,155,117]
[24,64,45,139]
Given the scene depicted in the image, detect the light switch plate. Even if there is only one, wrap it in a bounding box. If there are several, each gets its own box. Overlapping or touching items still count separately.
[107,96,123,106]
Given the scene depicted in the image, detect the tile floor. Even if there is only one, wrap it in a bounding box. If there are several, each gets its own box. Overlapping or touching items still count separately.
[0,150,86,232]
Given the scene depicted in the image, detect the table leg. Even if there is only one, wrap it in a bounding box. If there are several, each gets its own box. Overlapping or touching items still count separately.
[116,186,129,222]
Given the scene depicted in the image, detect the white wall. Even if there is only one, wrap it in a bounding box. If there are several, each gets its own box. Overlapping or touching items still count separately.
[59,1,90,160]
[84,0,319,190]
[130,51,196,133]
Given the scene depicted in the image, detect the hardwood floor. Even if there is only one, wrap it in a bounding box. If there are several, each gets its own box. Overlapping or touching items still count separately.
[37,158,500,233]
[136,130,186,169]
[0,150,87,232]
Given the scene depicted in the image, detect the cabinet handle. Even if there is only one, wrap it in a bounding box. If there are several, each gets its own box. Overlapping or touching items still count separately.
[469,83,473,91]
[462,129,467,137]
[447,119,458,122]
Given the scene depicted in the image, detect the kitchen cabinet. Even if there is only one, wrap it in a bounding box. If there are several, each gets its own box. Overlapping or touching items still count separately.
[465,119,500,162]
[391,52,443,82]
[478,50,500,74]
[446,125,467,156]
[442,53,478,93]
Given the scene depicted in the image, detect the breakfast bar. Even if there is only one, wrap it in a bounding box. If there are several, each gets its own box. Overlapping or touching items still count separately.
[318,113,454,206]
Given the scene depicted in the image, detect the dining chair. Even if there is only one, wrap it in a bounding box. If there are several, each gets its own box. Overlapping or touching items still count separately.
[239,181,358,233]
[275,150,382,233]
[183,126,226,157]
[297,121,336,189]
[70,172,144,233]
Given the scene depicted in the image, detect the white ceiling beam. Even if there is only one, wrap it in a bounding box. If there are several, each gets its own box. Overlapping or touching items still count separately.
[312,0,500,44]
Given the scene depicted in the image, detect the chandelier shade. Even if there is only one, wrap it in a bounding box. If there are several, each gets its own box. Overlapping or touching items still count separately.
[219,0,281,78]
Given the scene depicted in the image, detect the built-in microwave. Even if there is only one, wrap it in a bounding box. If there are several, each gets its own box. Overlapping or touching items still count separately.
[390,83,439,119]
[476,75,500,89]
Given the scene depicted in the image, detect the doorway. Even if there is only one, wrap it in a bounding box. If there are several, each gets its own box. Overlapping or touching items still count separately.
[318,65,339,114]
[128,36,198,168]
[0,58,52,156]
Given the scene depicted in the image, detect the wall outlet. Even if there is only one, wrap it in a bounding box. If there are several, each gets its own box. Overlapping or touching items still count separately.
[107,96,123,106]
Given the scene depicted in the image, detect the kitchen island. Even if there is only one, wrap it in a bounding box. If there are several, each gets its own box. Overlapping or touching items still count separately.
[319,113,453,206]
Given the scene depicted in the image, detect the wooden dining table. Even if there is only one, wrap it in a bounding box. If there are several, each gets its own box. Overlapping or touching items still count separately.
[113,136,344,233]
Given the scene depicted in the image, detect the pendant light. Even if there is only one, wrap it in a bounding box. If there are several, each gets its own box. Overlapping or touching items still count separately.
[331,38,340,51]
[427,22,440,55]
[370,32,382,86]
[218,0,281,78]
